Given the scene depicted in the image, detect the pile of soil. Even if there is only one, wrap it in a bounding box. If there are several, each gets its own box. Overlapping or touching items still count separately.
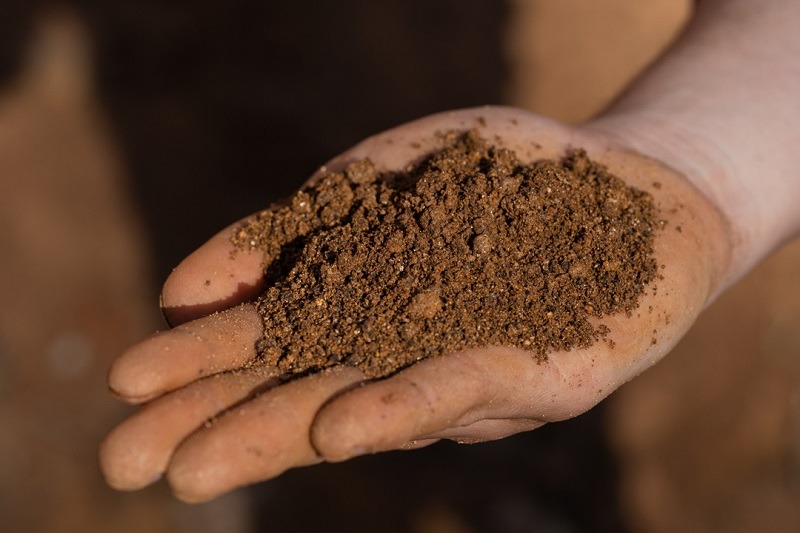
[234,131,657,379]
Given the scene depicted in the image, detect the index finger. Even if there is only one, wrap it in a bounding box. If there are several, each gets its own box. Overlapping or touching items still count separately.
[161,219,266,327]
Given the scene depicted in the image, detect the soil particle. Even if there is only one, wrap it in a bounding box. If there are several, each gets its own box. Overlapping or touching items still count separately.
[234,131,658,379]
[407,289,443,320]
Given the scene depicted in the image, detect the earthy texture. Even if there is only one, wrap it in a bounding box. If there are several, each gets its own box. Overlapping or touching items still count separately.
[234,132,657,379]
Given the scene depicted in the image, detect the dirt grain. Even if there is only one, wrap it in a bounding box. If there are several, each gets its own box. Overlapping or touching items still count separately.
[234,131,658,378]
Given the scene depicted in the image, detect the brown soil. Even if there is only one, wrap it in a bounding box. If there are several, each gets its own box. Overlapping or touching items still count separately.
[234,131,657,379]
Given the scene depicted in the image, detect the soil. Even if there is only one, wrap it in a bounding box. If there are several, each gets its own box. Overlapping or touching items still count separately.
[234,131,657,379]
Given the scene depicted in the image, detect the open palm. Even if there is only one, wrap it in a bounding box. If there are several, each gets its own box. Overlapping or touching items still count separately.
[99,107,729,503]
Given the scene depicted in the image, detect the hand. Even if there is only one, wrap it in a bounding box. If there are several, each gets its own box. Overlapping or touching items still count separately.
[98,106,731,502]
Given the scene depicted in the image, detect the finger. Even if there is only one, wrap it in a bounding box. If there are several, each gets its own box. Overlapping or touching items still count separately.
[99,365,279,491]
[109,304,263,403]
[311,345,619,462]
[161,219,266,326]
[166,366,364,503]
[420,418,545,444]
[310,349,494,462]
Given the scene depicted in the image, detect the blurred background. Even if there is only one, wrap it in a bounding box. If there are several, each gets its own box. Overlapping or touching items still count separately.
[1,1,799,531]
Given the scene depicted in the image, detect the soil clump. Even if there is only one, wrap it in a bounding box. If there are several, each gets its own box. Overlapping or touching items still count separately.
[234,131,657,379]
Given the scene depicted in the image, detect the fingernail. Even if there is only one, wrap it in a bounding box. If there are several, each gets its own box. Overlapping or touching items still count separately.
[159,292,174,328]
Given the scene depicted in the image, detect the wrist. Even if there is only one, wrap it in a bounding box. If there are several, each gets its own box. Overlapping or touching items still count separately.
[583,114,798,294]
[583,0,800,291]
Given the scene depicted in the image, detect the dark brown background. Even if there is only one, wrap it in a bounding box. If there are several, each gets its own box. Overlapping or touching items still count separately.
[1,1,798,532]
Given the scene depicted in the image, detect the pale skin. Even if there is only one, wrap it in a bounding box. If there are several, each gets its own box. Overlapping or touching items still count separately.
[99,0,800,503]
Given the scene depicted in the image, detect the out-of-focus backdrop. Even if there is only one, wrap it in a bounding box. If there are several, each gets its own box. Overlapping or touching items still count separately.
[1,1,798,531]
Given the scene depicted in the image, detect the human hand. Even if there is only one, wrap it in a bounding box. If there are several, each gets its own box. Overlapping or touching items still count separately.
[99,106,731,502]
